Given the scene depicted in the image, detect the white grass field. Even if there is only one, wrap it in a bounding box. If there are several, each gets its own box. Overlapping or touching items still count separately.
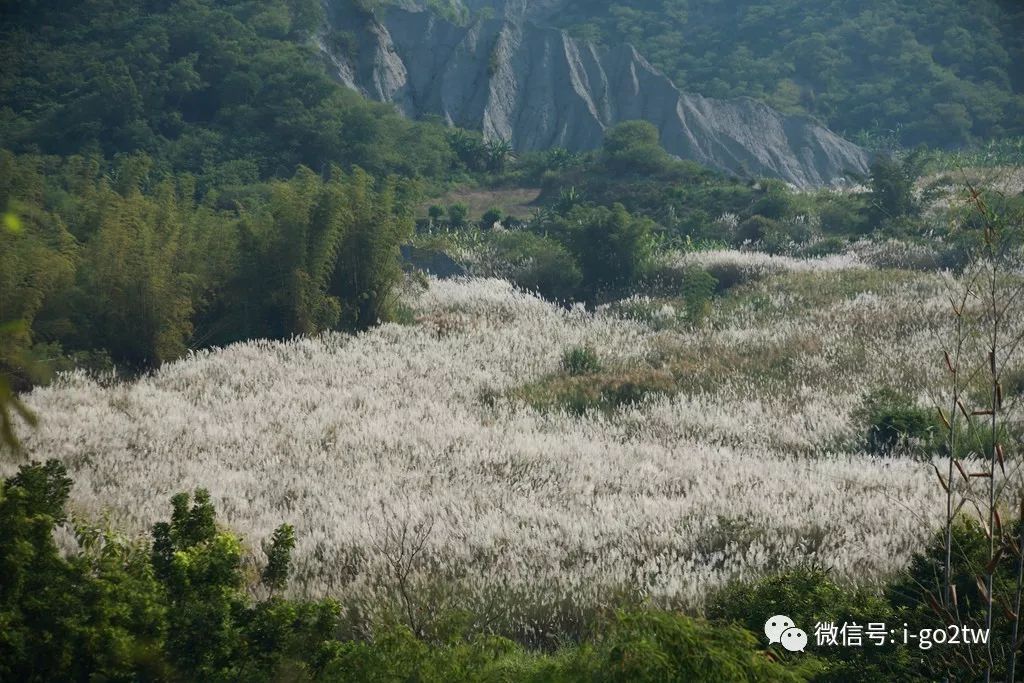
[11,252,1022,633]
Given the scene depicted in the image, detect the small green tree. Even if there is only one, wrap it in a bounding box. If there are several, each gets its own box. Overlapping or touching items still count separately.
[480,206,502,230]
[262,523,296,593]
[491,231,582,302]
[867,150,925,226]
[855,388,940,455]
[427,204,444,225]
[565,203,654,297]
[0,461,170,681]
[748,179,794,220]
[601,120,672,174]
[447,203,468,228]
[680,267,717,323]
[483,139,512,172]
[151,489,251,678]
[561,345,601,375]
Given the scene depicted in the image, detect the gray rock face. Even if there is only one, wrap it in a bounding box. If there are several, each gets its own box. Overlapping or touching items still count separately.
[322,6,869,187]
[400,245,468,278]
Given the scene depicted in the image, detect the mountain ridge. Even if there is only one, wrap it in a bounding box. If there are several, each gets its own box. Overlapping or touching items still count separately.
[321,5,871,187]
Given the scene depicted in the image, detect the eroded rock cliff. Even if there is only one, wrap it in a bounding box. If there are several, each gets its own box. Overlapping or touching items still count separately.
[321,6,870,187]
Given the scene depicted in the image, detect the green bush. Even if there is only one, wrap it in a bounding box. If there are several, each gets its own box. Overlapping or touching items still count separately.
[756,217,816,254]
[747,180,794,220]
[565,203,655,298]
[868,153,923,225]
[735,215,781,244]
[1005,367,1024,398]
[479,207,502,230]
[568,610,814,682]
[855,388,940,455]
[796,236,847,257]
[819,197,869,236]
[708,567,912,682]
[491,231,582,302]
[703,262,758,292]
[561,345,602,375]
[601,121,673,175]
[447,203,469,228]
[885,517,1024,682]
[680,266,718,323]
[517,366,677,414]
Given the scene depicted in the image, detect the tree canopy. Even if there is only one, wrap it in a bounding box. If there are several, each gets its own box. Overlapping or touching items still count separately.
[0,0,456,181]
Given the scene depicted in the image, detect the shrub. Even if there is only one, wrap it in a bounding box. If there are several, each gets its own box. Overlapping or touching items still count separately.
[491,231,582,302]
[748,179,794,220]
[447,203,468,228]
[680,266,718,322]
[735,215,781,244]
[1005,367,1024,398]
[561,345,601,375]
[565,203,655,297]
[885,518,1024,682]
[867,153,922,224]
[855,388,940,455]
[797,236,847,258]
[703,262,755,292]
[759,217,816,254]
[819,197,868,235]
[708,567,912,682]
[480,207,502,230]
[569,610,814,682]
[601,120,673,175]
[518,366,677,414]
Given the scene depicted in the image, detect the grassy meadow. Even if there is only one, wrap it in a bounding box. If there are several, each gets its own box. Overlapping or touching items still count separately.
[14,245,1018,643]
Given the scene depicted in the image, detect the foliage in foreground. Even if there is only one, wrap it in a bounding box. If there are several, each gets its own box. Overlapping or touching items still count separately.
[6,458,1018,682]
[710,518,1024,682]
[710,567,914,681]
[0,460,809,682]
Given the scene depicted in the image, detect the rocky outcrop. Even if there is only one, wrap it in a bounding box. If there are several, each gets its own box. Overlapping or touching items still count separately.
[321,5,869,187]
[400,245,468,278]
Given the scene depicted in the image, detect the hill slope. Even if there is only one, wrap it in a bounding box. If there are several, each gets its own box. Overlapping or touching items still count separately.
[323,5,870,187]
[394,0,1024,148]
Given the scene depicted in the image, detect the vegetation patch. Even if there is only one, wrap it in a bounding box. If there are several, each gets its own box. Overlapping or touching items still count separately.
[854,388,942,456]
[513,363,679,414]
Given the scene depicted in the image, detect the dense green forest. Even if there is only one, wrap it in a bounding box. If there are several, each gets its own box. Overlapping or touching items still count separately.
[0,0,455,180]
[552,0,1024,147]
